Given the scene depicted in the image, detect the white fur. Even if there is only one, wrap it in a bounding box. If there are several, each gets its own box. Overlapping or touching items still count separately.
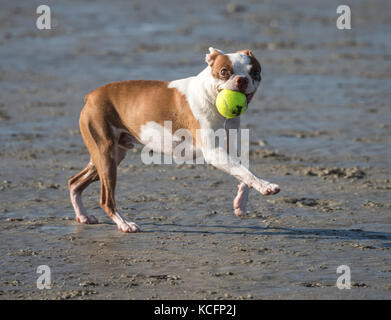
[168,68,225,131]
[112,211,140,232]
[233,182,250,217]
[139,121,202,163]
[139,121,179,154]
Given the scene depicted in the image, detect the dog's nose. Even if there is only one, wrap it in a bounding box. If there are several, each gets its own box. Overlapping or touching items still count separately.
[235,76,248,92]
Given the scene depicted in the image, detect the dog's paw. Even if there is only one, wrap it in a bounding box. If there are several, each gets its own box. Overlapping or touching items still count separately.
[234,207,245,218]
[117,221,141,233]
[260,183,280,196]
[76,214,99,224]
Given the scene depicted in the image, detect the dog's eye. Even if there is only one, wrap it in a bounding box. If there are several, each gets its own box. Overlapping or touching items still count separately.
[251,70,261,80]
[251,70,261,77]
[220,68,230,78]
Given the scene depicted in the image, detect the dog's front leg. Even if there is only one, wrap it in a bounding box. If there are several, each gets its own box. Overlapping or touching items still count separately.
[225,119,250,217]
[202,145,280,199]
[233,182,250,218]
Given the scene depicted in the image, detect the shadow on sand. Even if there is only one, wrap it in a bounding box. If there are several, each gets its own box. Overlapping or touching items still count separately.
[140,222,391,243]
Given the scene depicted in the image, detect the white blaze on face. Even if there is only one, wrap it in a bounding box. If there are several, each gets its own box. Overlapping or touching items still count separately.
[225,53,256,94]
[227,53,251,74]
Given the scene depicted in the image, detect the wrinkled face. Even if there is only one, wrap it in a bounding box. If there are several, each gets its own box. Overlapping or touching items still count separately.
[205,47,262,104]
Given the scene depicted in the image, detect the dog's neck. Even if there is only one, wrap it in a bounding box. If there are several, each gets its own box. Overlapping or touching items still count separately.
[194,67,219,105]
[168,66,224,127]
[170,67,216,105]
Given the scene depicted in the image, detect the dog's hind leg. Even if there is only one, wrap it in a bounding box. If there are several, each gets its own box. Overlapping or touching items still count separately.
[78,104,139,233]
[68,161,99,224]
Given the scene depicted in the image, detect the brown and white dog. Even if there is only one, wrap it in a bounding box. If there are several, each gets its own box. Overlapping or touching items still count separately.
[68,47,280,233]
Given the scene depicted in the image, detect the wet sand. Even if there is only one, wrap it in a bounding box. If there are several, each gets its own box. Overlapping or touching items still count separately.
[1,0,391,299]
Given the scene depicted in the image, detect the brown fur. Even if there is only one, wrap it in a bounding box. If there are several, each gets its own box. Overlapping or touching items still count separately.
[237,49,254,57]
[210,54,234,80]
[84,80,200,141]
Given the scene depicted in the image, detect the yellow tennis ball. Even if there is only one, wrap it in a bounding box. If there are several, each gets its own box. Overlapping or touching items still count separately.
[216,89,247,119]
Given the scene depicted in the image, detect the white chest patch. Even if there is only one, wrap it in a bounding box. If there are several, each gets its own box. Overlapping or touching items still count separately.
[139,121,202,164]
[139,121,179,153]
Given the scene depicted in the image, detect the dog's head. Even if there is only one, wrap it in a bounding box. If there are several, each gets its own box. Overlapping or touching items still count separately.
[205,47,261,105]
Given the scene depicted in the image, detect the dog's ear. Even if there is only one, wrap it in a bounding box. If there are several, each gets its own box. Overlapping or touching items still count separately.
[237,49,254,57]
[205,47,224,66]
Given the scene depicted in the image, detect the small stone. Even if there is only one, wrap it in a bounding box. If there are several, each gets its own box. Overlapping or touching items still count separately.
[226,3,246,13]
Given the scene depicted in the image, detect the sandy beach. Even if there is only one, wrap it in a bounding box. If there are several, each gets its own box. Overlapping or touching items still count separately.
[0,0,391,299]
